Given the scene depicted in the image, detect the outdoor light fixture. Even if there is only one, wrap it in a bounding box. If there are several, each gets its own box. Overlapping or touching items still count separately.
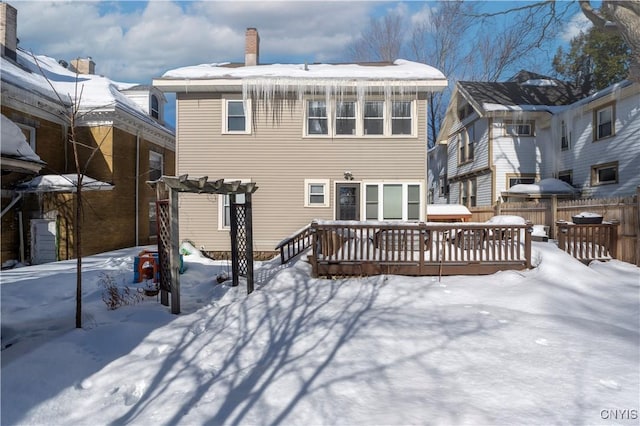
[343,171,353,181]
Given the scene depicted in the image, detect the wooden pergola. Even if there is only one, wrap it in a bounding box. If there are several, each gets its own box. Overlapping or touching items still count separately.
[149,175,258,314]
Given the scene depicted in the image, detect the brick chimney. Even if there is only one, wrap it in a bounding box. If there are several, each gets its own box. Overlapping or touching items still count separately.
[245,28,259,67]
[1,2,18,61]
[70,57,95,75]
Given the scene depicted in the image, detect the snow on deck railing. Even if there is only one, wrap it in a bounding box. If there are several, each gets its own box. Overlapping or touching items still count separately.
[309,220,533,277]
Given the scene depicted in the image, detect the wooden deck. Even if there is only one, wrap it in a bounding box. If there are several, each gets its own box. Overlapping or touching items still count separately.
[556,221,619,264]
[308,220,532,278]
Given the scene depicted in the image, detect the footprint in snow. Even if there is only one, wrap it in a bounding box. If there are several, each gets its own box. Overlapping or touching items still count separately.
[535,338,549,346]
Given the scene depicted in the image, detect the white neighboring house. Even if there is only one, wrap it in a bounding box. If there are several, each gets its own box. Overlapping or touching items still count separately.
[434,71,639,207]
[547,80,639,198]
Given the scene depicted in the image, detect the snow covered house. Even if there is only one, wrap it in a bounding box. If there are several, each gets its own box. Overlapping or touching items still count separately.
[434,71,631,208]
[153,28,447,255]
[0,2,175,264]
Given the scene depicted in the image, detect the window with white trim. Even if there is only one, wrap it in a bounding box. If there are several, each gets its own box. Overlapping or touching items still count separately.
[364,101,384,135]
[307,100,328,135]
[17,124,36,151]
[364,183,422,221]
[224,99,250,134]
[505,120,534,136]
[218,179,250,229]
[594,104,614,140]
[591,162,618,186]
[335,101,356,135]
[391,101,412,135]
[304,179,330,207]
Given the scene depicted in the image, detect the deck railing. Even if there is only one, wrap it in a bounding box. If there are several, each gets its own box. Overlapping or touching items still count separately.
[309,220,532,278]
[556,221,619,264]
[275,224,313,264]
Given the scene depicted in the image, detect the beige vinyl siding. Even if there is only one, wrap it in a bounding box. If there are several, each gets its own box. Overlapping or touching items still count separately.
[176,92,428,252]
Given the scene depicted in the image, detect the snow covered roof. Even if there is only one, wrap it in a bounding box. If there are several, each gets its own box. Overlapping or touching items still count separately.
[502,178,579,197]
[155,59,447,94]
[1,49,172,134]
[1,114,42,162]
[15,174,114,193]
[162,59,445,81]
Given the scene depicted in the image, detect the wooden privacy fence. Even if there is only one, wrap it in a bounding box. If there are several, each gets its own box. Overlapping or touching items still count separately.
[556,221,619,264]
[470,189,639,266]
[309,220,532,278]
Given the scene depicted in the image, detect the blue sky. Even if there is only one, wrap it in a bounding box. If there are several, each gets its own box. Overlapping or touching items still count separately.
[10,1,592,127]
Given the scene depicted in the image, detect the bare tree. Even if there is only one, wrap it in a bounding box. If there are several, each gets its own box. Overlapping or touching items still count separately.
[32,54,111,328]
[349,13,404,62]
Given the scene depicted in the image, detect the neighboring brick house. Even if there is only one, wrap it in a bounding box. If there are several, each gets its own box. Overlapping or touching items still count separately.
[153,28,447,254]
[0,2,175,264]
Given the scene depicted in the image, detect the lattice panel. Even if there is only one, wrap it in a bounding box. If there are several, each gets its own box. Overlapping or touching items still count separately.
[235,204,248,277]
[156,200,171,292]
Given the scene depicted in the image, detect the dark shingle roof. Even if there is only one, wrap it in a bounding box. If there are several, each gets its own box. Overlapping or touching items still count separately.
[458,71,590,107]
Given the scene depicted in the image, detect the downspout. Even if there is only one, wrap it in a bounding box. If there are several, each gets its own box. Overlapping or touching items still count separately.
[135,131,140,246]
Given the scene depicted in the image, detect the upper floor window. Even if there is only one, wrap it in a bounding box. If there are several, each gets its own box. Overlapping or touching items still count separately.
[149,151,163,181]
[391,101,412,135]
[304,98,416,137]
[225,100,249,133]
[560,120,569,151]
[151,95,160,119]
[364,101,384,135]
[458,123,475,164]
[591,162,618,186]
[307,100,328,135]
[594,104,614,140]
[505,120,534,136]
[335,101,356,135]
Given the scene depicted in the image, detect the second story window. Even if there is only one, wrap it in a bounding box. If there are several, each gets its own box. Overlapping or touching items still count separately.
[594,104,614,140]
[307,100,328,135]
[391,101,412,135]
[225,100,248,133]
[335,101,356,135]
[364,101,384,135]
[505,120,534,136]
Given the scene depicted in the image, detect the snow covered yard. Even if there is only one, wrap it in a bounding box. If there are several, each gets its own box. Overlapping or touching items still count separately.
[1,242,638,425]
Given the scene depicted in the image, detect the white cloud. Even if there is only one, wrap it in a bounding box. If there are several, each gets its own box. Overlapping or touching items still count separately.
[560,12,592,42]
[10,0,376,83]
